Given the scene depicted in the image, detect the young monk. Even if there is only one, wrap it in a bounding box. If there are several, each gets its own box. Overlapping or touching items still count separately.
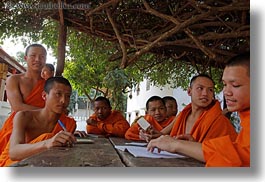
[41,63,55,80]
[140,74,237,143]
[0,76,77,166]
[147,52,250,167]
[86,96,130,138]
[163,96,178,117]
[0,44,47,155]
[125,96,175,141]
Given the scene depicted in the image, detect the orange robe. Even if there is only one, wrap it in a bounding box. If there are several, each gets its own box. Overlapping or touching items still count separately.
[0,114,76,167]
[202,110,250,167]
[170,100,237,142]
[125,115,175,141]
[0,79,45,155]
[86,110,130,138]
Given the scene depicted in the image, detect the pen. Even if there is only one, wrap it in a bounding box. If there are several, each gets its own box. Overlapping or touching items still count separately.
[58,119,73,147]
[58,119,67,132]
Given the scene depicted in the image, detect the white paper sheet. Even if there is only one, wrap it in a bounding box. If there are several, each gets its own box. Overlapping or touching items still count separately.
[125,142,147,147]
[115,145,186,158]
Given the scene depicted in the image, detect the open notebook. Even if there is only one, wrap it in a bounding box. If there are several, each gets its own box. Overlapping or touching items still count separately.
[115,144,186,159]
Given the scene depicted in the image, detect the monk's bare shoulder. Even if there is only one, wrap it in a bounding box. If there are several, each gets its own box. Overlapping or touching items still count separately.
[6,73,25,86]
[14,110,34,124]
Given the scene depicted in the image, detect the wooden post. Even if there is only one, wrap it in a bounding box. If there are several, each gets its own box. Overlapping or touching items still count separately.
[0,63,8,101]
[56,0,67,76]
[56,24,67,76]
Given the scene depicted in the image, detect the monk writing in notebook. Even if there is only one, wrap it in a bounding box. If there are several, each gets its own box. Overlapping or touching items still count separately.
[147,52,250,167]
[0,77,77,166]
[0,44,47,155]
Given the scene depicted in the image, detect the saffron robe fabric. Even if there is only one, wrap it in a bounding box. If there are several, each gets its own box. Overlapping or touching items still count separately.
[170,100,237,142]
[86,110,130,138]
[0,114,76,167]
[125,115,175,141]
[202,110,250,167]
[0,79,45,155]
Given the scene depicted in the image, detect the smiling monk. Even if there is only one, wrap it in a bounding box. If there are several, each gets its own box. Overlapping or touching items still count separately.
[0,44,47,155]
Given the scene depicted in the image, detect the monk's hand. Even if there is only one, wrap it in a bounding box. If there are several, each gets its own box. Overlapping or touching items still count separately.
[148,127,162,139]
[175,134,195,142]
[147,135,178,154]
[86,118,97,126]
[74,130,88,138]
[47,131,77,148]
[139,129,152,142]
[139,126,162,142]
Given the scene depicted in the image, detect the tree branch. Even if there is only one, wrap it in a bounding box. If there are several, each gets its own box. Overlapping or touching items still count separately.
[106,8,128,68]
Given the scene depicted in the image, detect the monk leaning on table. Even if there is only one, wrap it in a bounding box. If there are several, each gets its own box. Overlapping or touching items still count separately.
[86,96,130,138]
[0,44,47,155]
[0,77,77,167]
[147,52,250,167]
[125,96,175,141]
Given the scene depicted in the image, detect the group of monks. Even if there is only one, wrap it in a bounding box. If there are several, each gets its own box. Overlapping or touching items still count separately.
[0,43,250,167]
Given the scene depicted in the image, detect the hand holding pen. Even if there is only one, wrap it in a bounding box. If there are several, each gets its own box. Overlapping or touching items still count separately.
[57,120,76,147]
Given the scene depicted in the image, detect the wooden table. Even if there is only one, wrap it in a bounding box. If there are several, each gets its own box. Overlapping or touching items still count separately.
[11,137,125,167]
[109,137,205,167]
[11,136,204,167]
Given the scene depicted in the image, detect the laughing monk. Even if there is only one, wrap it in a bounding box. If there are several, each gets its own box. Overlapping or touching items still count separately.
[125,96,175,141]
[0,44,47,155]
[0,77,77,166]
[147,52,250,167]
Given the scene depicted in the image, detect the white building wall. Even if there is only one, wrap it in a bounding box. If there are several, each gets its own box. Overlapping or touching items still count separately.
[0,101,11,129]
[173,88,190,110]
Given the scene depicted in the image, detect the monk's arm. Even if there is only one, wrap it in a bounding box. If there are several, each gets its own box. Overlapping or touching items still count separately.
[6,75,40,112]
[160,117,176,134]
[97,120,129,137]
[9,112,76,161]
[9,112,48,161]
[125,123,141,140]
[147,135,205,162]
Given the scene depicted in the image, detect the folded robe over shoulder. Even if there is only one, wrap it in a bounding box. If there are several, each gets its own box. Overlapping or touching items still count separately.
[170,100,237,142]
[86,110,130,138]
[125,115,175,141]
[0,114,76,167]
[0,79,45,155]
[202,110,250,167]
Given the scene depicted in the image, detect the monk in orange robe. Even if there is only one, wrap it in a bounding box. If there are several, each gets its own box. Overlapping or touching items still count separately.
[0,44,47,155]
[86,96,130,137]
[0,114,76,166]
[140,75,237,143]
[147,52,250,167]
[169,100,237,142]
[202,53,250,166]
[0,77,77,167]
[125,96,175,141]
[162,96,178,117]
